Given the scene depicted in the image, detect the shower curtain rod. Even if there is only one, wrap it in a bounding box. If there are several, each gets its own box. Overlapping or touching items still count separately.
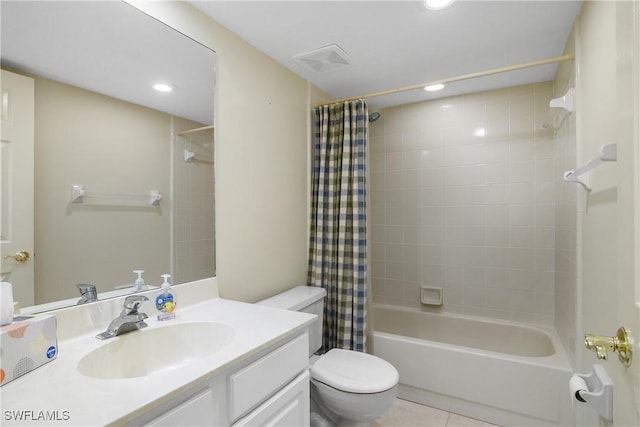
[312,54,575,108]
[177,124,215,136]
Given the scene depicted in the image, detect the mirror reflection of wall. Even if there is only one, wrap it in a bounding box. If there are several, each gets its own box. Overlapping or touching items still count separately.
[33,74,172,303]
[172,120,216,285]
[1,0,216,311]
[27,72,216,305]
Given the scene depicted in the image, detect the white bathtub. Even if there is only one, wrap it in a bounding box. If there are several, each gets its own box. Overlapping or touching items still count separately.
[372,305,573,427]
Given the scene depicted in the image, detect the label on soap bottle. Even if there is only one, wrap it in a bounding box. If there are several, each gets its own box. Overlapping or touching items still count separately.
[155,292,175,314]
[155,291,176,321]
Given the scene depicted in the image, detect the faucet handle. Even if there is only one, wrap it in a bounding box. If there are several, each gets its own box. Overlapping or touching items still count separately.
[76,283,98,305]
[77,283,96,293]
[123,295,149,314]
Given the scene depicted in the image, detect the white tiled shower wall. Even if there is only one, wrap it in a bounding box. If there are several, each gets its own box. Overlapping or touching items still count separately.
[173,117,216,284]
[553,102,577,360]
[552,37,578,364]
[370,82,556,327]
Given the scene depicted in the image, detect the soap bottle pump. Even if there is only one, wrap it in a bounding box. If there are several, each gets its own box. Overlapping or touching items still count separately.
[155,274,176,321]
[132,270,145,292]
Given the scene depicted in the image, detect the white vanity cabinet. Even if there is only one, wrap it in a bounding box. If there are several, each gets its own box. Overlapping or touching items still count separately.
[0,279,317,427]
[139,332,310,427]
[232,371,309,426]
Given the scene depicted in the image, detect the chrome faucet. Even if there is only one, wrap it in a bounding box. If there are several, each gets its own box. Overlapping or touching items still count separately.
[96,295,149,340]
[76,283,98,305]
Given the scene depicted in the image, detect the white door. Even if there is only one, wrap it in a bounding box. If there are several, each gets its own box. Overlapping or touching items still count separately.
[575,1,640,425]
[613,2,640,424]
[1,69,35,307]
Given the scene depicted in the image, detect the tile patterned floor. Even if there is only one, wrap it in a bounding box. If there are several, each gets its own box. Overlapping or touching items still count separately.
[373,399,501,427]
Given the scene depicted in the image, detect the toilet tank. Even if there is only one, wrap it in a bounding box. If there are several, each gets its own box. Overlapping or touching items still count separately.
[257,286,326,356]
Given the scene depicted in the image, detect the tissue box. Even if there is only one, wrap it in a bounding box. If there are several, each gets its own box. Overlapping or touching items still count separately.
[0,315,57,386]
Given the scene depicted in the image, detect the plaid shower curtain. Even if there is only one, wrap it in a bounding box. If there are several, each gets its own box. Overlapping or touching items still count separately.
[307,100,368,352]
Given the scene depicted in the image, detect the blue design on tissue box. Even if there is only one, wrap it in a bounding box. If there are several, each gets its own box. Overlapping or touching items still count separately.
[46,346,57,359]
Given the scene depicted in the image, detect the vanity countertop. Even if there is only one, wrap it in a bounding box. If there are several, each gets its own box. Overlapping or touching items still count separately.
[0,279,315,426]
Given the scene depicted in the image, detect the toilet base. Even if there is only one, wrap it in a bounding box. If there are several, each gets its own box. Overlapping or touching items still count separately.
[311,391,373,427]
[310,410,373,427]
[310,411,334,427]
[310,391,337,427]
[310,380,395,427]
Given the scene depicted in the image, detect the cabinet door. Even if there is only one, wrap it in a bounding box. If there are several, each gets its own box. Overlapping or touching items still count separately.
[146,388,214,426]
[233,371,310,427]
[228,333,308,420]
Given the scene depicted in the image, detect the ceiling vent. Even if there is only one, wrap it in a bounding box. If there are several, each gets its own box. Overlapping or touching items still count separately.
[293,44,352,72]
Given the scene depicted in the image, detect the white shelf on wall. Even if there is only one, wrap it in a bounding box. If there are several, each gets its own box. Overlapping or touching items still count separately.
[543,87,575,130]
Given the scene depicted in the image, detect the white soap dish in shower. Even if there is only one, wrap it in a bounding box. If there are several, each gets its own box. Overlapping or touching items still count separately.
[421,286,443,306]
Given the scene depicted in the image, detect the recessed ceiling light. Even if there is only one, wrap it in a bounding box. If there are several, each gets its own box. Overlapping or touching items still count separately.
[424,83,445,92]
[153,83,173,92]
[424,0,456,10]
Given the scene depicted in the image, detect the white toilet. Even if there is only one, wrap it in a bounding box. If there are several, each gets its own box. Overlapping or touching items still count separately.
[258,286,399,427]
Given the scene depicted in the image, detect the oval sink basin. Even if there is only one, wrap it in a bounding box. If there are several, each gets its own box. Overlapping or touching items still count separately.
[78,322,235,379]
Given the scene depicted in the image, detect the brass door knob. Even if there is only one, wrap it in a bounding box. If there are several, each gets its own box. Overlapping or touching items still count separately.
[3,250,30,264]
[584,326,633,367]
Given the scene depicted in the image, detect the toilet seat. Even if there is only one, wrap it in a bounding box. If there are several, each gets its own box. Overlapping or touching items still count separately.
[310,349,399,394]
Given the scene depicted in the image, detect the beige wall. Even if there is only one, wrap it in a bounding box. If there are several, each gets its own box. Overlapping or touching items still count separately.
[369,83,556,326]
[129,1,327,302]
[34,76,171,303]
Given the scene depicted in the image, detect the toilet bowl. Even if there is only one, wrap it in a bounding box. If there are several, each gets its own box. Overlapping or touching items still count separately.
[257,286,399,427]
[310,348,398,427]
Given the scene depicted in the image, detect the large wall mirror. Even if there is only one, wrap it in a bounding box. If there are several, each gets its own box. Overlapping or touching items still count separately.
[1,1,216,313]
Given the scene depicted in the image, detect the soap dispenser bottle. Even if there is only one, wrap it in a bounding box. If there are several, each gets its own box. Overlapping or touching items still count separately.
[132,270,145,292]
[155,274,176,321]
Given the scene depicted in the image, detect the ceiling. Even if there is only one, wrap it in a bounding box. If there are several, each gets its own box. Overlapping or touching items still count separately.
[190,0,583,110]
[1,1,216,125]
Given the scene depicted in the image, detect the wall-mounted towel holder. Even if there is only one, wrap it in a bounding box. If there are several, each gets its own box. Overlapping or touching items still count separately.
[70,185,162,207]
[184,149,197,162]
[550,87,575,112]
[570,364,613,421]
[543,87,575,130]
[183,149,213,164]
[563,143,617,192]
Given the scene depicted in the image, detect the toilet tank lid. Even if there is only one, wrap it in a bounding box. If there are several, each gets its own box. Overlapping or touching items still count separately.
[256,286,326,311]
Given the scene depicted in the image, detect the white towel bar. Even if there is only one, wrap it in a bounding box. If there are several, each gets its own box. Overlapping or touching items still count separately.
[563,143,617,192]
[70,185,162,207]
